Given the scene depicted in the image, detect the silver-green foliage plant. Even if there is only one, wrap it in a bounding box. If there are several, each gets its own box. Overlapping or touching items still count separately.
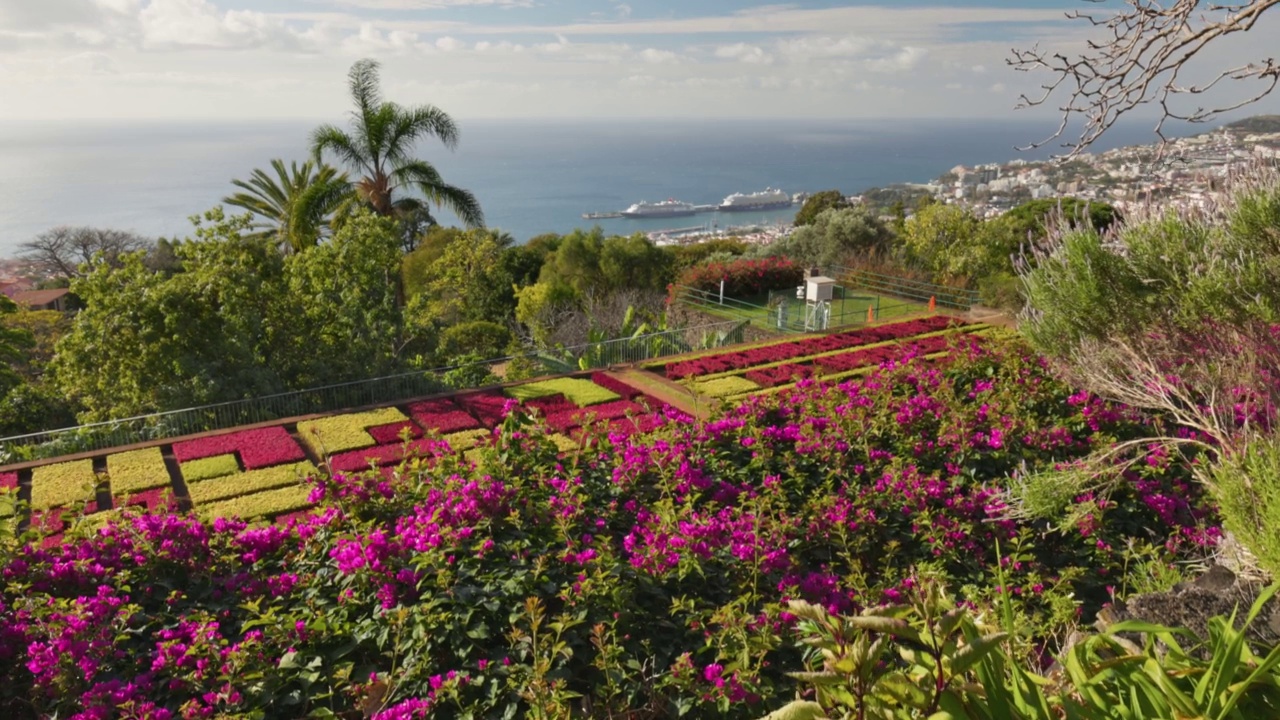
[1014,162,1280,577]
[765,577,1280,720]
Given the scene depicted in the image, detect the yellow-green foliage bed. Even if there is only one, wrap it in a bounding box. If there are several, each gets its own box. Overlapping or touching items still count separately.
[31,459,98,510]
[106,448,170,494]
[505,378,619,407]
[296,408,409,455]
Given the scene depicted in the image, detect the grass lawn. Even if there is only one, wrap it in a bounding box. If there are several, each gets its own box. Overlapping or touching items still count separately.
[687,290,928,329]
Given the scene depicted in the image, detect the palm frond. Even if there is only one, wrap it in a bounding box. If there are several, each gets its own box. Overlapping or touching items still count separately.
[311,125,371,176]
[391,160,485,228]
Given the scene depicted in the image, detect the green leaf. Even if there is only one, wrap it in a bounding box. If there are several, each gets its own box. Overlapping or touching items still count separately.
[950,632,1009,675]
[757,700,828,720]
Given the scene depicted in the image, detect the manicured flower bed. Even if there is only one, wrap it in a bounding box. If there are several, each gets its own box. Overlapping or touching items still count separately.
[105,448,170,495]
[406,398,483,434]
[695,375,762,398]
[297,408,409,456]
[185,461,316,505]
[505,378,620,407]
[180,454,240,483]
[456,391,512,427]
[663,315,967,380]
[30,459,97,511]
[744,363,814,388]
[172,426,307,470]
[0,335,1221,719]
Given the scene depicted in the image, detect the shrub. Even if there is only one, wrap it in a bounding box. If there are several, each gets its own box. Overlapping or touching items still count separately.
[670,256,804,302]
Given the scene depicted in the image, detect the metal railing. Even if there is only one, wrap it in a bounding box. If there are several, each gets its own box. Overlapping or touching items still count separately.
[0,321,745,463]
[825,266,980,310]
[673,284,927,334]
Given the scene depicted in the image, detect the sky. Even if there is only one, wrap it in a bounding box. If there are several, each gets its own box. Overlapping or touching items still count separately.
[1,0,1279,122]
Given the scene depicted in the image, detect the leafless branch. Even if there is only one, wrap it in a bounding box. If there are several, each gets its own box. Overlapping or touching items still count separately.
[18,227,154,280]
[1009,0,1280,159]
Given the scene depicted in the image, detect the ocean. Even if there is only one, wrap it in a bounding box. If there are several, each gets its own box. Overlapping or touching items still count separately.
[0,117,1185,256]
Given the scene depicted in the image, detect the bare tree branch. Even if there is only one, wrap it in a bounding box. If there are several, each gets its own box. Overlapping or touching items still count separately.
[1009,0,1280,159]
[18,227,154,280]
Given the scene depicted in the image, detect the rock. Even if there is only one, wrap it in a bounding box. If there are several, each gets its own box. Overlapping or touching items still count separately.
[1096,564,1280,654]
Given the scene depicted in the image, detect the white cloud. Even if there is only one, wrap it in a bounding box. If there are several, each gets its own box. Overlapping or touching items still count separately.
[435,36,465,51]
[945,82,964,90]
[971,64,987,74]
[315,0,534,8]
[637,48,678,65]
[57,50,116,74]
[715,43,774,65]
[989,82,1006,93]
[137,0,301,50]
[866,46,927,72]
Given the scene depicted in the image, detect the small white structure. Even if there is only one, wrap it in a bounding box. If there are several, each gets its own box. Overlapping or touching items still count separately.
[804,276,837,331]
[805,276,836,303]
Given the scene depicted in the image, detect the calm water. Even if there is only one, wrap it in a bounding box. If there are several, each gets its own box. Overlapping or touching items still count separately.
[0,117,1182,255]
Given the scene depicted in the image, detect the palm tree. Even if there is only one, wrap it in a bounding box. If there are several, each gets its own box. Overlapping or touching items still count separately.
[224,159,350,254]
[311,59,484,229]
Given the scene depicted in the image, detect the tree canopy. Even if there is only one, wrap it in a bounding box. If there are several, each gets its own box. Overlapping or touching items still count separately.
[793,190,851,227]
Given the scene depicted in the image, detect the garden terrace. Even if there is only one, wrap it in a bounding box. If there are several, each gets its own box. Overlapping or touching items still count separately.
[0,329,1224,719]
[0,370,674,538]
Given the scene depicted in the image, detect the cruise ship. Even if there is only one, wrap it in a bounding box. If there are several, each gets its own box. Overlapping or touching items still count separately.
[718,188,793,212]
[620,199,698,218]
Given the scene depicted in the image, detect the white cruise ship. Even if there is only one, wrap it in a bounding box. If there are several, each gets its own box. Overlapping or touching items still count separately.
[620,199,698,218]
[718,188,792,212]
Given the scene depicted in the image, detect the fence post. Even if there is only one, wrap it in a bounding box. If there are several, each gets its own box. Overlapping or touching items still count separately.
[929,296,936,313]
[867,305,874,324]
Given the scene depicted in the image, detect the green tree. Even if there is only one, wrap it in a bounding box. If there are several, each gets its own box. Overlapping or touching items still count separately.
[538,228,604,295]
[223,159,351,254]
[311,59,484,228]
[665,238,748,271]
[282,211,408,387]
[765,206,892,268]
[600,234,673,291]
[437,321,512,363]
[898,203,985,283]
[410,230,516,327]
[0,297,32,396]
[1001,197,1118,245]
[793,190,850,227]
[515,282,578,347]
[52,207,417,421]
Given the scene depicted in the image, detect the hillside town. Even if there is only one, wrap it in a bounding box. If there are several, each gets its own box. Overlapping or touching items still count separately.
[896,116,1280,219]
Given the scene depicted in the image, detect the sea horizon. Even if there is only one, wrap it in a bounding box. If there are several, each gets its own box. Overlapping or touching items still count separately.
[0,115,1201,257]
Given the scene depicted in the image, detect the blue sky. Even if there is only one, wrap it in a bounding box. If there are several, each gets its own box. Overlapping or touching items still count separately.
[1,0,1277,123]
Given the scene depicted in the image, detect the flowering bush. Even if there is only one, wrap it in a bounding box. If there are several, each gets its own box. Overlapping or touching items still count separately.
[0,334,1219,719]
[671,256,805,300]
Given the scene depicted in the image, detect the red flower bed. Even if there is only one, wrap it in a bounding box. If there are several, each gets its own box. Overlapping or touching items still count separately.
[172,427,306,469]
[407,398,483,434]
[524,394,578,415]
[670,256,804,301]
[590,373,644,400]
[117,488,175,513]
[665,316,968,380]
[815,333,955,373]
[367,421,424,445]
[455,391,512,428]
[744,364,813,388]
[329,439,440,473]
[0,472,16,491]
